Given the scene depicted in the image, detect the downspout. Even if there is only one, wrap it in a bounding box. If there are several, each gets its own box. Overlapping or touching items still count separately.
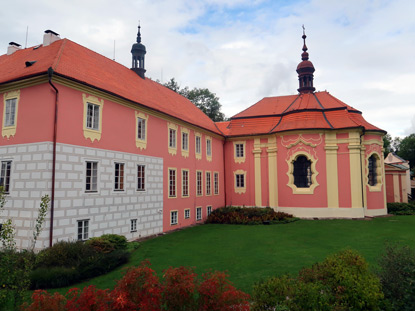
[48,67,58,248]
[359,128,365,209]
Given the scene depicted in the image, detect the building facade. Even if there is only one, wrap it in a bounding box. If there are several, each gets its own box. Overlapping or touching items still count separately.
[0,28,387,249]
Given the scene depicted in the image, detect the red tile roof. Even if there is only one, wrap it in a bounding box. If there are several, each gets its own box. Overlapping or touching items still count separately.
[0,39,220,135]
[224,92,384,137]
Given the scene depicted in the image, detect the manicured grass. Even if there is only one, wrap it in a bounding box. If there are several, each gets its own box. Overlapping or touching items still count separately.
[53,215,415,294]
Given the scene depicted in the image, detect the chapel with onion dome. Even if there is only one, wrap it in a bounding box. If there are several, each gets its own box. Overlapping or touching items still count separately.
[217,28,387,218]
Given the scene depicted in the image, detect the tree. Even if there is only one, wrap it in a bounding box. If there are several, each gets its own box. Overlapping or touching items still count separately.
[163,78,226,122]
[397,133,415,173]
[383,133,393,154]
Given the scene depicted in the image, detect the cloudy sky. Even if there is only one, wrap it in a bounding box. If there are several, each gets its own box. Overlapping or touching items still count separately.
[1,0,414,138]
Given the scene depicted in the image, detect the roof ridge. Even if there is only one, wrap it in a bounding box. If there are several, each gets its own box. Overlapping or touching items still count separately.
[312,93,333,129]
[51,39,68,70]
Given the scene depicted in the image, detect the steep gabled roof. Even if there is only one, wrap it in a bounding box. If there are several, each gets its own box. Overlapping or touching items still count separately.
[0,39,220,135]
[220,91,384,137]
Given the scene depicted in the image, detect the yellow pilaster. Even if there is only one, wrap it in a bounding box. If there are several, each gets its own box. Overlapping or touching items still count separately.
[361,145,367,208]
[325,132,339,208]
[253,138,262,207]
[348,132,363,208]
[267,136,278,208]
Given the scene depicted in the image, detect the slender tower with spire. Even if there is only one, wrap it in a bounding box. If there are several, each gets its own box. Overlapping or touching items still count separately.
[131,24,146,79]
[296,26,315,93]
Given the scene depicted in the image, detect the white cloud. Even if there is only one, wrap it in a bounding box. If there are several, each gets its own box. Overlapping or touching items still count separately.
[1,0,414,137]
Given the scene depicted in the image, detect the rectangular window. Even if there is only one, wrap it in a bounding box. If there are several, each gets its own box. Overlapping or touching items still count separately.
[171,211,178,225]
[137,117,146,140]
[169,169,176,197]
[130,219,137,232]
[137,165,145,191]
[207,206,212,217]
[196,171,203,196]
[235,143,244,158]
[206,139,212,157]
[206,171,211,196]
[0,161,11,193]
[196,135,201,154]
[236,174,245,188]
[214,172,219,195]
[184,209,190,219]
[196,207,202,221]
[114,162,124,191]
[182,132,188,151]
[86,103,100,130]
[85,161,98,192]
[77,220,89,241]
[4,98,17,127]
[169,128,176,148]
[182,169,189,197]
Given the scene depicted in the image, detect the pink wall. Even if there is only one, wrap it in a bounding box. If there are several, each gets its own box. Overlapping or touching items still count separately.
[364,136,385,210]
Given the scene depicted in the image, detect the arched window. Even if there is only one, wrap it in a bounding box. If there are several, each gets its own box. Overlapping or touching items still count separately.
[368,154,377,186]
[293,155,312,188]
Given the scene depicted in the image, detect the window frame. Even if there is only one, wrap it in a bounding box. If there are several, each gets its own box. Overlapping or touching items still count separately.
[234,141,246,163]
[130,219,137,232]
[206,171,211,196]
[182,169,189,198]
[2,90,20,139]
[167,123,178,155]
[286,152,319,194]
[168,168,177,198]
[367,152,382,192]
[77,219,89,241]
[85,161,98,193]
[135,111,149,150]
[207,205,212,217]
[196,170,203,196]
[0,160,12,194]
[195,132,202,160]
[170,210,178,225]
[181,128,190,158]
[114,162,125,192]
[234,169,247,194]
[206,136,212,161]
[82,94,104,142]
[214,172,219,195]
[137,164,146,192]
[184,209,190,219]
[196,207,202,221]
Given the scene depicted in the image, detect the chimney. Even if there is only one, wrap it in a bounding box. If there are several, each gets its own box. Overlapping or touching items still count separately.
[7,42,21,55]
[43,30,60,46]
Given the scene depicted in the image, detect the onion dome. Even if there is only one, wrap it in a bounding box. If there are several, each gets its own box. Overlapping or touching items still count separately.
[131,25,146,79]
[296,26,315,93]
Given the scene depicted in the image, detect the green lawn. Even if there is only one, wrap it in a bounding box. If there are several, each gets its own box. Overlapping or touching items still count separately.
[55,215,415,294]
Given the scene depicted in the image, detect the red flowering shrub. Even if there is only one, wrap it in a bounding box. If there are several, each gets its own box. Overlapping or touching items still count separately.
[21,290,66,311]
[22,261,250,311]
[110,260,162,311]
[161,266,198,310]
[198,271,250,311]
[65,286,111,311]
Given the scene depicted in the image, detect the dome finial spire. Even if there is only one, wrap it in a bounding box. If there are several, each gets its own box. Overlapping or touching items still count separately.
[131,22,146,79]
[296,25,315,93]
[136,21,142,44]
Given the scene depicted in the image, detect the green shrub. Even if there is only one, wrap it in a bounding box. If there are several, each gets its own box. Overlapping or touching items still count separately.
[85,237,115,253]
[387,202,415,215]
[100,234,128,250]
[35,240,95,268]
[377,244,415,311]
[30,267,79,289]
[206,206,297,225]
[252,250,384,311]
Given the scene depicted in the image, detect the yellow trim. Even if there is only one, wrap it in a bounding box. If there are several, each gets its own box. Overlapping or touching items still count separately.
[181,127,190,158]
[170,210,178,225]
[195,132,202,160]
[167,123,178,156]
[234,169,247,194]
[168,167,177,198]
[213,171,220,195]
[281,133,323,149]
[205,171,212,196]
[196,170,203,196]
[348,132,363,208]
[286,151,319,194]
[393,174,400,202]
[2,90,20,139]
[135,111,148,150]
[325,132,339,207]
[363,139,383,146]
[0,76,47,93]
[233,141,246,163]
[267,136,278,207]
[181,168,190,198]
[206,136,212,162]
[253,138,262,206]
[366,151,383,192]
[82,93,104,142]
[401,175,408,203]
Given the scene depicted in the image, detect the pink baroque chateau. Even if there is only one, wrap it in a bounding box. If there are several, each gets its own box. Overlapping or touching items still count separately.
[0,28,387,249]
